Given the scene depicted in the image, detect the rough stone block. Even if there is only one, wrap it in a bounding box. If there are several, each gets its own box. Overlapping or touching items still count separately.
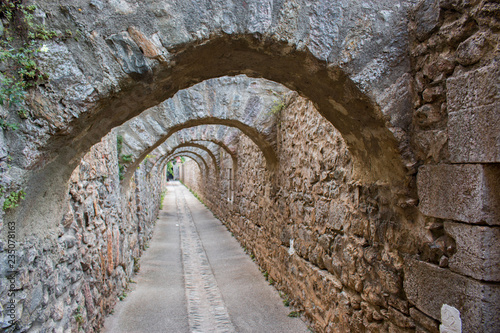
[412,0,441,41]
[447,63,499,114]
[378,73,414,130]
[444,222,500,281]
[414,103,443,129]
[403,258,500,333]
[417,164,500,225]
[447,63,500,163]
[456,32,489,66]
[448,102,500,163]
[105,32,151,77]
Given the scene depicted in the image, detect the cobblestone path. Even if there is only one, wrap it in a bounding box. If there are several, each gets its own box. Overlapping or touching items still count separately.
[103,182,309,333]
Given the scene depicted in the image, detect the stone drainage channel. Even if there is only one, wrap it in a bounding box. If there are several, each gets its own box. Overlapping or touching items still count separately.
[177,187,235,332]
[103,182,309,332]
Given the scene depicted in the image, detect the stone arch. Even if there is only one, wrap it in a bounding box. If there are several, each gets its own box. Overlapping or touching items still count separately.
[168,155,203,174]
[15,3,413,233]
[192,139,236,156]
[144,124,240,180]
[164,150,211,174]
[43,35,408,183]
[121,115,278,181]
[142,140,219,176]
[173,125,239,156]
[162,153,206,178]
[117,76,285,181]
[152,140,233,177]
[168,142,220,174]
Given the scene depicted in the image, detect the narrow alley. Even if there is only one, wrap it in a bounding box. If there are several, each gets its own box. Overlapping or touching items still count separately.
[1,1,498,332]
[103,182,309,333]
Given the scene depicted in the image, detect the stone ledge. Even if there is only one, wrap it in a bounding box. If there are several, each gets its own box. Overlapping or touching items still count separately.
[417,164,500,225]
[445,221,500,282]
[403,258,500,333]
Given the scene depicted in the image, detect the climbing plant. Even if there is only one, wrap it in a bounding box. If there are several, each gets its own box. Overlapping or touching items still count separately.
[116,135,134,180]
[269,99,285,115]
[166,161,174,178]
[2,189,25,211]
[121,154,133,163]
[159,189,166,209]
[0,0,58,128]
[266,96,286,126]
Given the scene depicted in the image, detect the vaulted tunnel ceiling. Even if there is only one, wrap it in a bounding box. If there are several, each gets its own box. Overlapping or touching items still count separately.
[118,76,288,180]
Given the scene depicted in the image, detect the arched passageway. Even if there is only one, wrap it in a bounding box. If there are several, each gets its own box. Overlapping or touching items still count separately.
[103,182,310,332]
[165,150,211,173]
[0,1,498,332]
[164,143,220,174]
[116,76,286,181]
[152,139,236,177]
[166,154,206,176]
[13,33,410,234]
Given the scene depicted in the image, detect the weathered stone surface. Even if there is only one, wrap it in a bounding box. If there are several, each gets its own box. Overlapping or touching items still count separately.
[417,164,500,225]
[404,258,500,333]
[412,129,448,163]
[412,0,441,41]
[414,103,443,129]
[105,32,152,78]
[444,221,500,281]
[474,1,500,29]
[446,63,499,162]
[422,86,444,102]
[422,55,455,82]
[0,132,164,332]
[456,32,490,66]
[448,102,500,163]
[409,307,439,333]
[127,26,165,60]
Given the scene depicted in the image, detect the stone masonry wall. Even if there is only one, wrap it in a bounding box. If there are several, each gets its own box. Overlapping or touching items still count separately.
[0,0,497,332]
[181,94,430,332]
[0,131,164,332]
[180,1,500,331]
[181,85,499,333]
[407,1,500,332]
[179,160,204,198]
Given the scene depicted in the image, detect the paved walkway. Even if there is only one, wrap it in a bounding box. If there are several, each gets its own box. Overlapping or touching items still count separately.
[103,181,309,333]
